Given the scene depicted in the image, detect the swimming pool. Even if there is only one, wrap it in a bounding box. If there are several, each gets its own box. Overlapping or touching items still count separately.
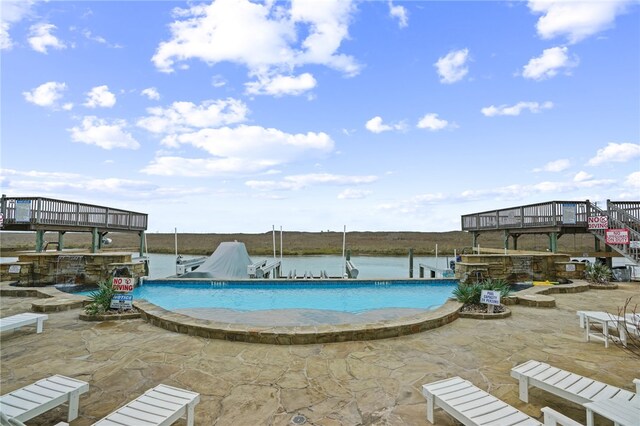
[77,279,458,312]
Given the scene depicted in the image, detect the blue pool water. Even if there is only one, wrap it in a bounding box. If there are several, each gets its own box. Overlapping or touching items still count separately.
[76,280,457,312]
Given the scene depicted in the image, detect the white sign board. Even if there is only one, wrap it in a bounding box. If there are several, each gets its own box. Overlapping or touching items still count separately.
[111,277,135,292]
[563,204,577,225]
[110,294,133,310]
[480,290,501,306]
[565,264,576,272]
[630,241,640,249]
[587,216,608,230]
[8,265,21,273]
[605,228,630,245]
[15,200,31,223]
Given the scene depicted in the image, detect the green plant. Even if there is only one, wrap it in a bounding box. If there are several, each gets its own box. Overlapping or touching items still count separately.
[584,262,612,284]
[452,284,480,304]
[453,279,512,305]
[84,280,115,315]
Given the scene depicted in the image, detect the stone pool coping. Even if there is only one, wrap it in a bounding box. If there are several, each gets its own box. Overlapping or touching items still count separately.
[133,299,463,345]
[0,279,594,344]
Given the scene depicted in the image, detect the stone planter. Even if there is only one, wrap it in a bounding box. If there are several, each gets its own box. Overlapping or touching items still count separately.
[588,283,618,290]
[458,307,511,320]
[79,312,141,321]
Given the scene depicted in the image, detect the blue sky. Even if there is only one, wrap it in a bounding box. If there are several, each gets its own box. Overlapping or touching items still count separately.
[1,0,639,233]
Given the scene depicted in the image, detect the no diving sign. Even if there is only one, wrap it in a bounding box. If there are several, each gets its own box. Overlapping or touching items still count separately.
[587,216,608,230]
[112,277,135,292]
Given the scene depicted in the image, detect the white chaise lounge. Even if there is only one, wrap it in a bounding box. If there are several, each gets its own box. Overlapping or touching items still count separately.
[91,384,200,426]
[422,376,581,426]
[0,375,89,423]
[0,313,48,334]
[511,360,638,406]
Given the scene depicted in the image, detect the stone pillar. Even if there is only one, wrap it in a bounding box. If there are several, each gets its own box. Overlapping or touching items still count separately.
[35,230,45,253]
[91,228,99,253]
[512,234,519,250]
[139,230,146,257]
[57,231,65,251]
[548,232,558,253]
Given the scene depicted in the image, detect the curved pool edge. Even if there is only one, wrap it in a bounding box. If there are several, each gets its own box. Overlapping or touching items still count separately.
[134,299,463,345]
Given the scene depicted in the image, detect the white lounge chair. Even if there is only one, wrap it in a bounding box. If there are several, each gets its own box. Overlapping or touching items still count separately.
[0,375,89,423]
[422,376,581,425]
[511,360,638,406]
[92,384,200,426]
[0,313,48,334]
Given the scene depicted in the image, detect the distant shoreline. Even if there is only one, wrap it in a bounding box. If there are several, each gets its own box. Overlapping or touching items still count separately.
[0,230,600,257]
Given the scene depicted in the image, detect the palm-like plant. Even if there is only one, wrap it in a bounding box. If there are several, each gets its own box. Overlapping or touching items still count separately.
[453,278,512,305]
[584,262,612,284]
[84,280,115,315]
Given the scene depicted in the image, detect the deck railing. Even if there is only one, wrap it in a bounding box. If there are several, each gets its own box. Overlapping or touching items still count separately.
[0,196,147,231]
[461,201,589,231]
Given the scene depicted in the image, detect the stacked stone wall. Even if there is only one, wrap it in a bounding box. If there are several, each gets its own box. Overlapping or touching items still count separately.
[0,252,146,285]
[455,253,586,284]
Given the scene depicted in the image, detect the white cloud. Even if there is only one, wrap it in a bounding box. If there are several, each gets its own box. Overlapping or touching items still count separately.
[587,142,640,166]
[84,85,116,108]
[28,23,66,53]
[417,113,450,131]
[1,0,38,50]
[142,125,334,176]
[533,158,570,172]
[141,87,160,100]
[522,46,577,80]
[211,75,227,88]
[68,116,140,150]
[434,48,469,84]
[481,101,554,117]
[23,81,67,107]
[0,168,207,201]
[573,171,592,182]
[245,73,317,96]
[1,22,12,50]
[137,98,248,134]
[62,103,73,111]
[246,173,377,191]
[152,0,360,81]
[388,1,408,28]
[338,188,372,199]
[528,0,632,44]
[625,171,640,188]
[365,116,406,134]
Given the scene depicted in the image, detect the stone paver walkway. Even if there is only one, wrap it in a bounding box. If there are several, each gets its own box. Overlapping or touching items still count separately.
[1,281,639,425]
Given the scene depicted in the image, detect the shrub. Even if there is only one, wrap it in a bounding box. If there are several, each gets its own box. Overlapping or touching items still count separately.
[453,278,512,305]
[452,284,480,305]
[584,262,612,284]
[84,280,115,315]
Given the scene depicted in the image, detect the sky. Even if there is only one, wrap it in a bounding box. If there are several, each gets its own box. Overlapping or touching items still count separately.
[1,0,639,234]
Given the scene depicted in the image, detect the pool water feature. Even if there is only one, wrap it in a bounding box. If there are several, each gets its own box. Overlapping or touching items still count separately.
[73,279,457,313]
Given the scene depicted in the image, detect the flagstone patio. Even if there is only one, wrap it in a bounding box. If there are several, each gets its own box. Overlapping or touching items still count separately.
[1,281,638,425]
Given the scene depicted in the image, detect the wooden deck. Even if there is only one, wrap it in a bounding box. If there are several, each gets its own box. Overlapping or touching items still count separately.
[0,196,147,232]
[461,200,638,234]
[461,200,639,263]
[0,195,148,254]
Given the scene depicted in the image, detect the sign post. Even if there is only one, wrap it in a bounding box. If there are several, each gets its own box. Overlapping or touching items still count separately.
[587,216,608,230]
[480,290,501,314]
[110,277,135,310]
[605,229,630,245]
[111,277,135,292]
